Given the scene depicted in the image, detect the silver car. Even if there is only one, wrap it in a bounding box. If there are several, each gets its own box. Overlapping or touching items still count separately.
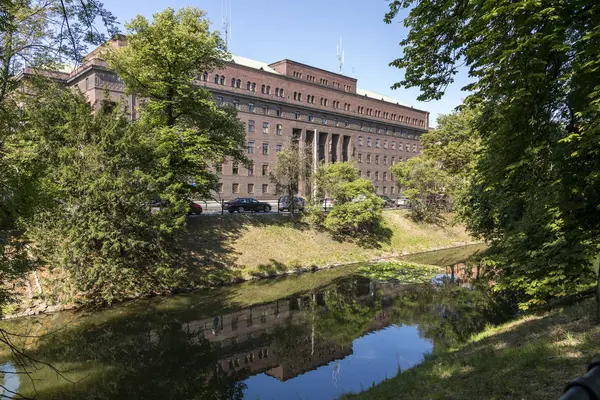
[278,196,305,212]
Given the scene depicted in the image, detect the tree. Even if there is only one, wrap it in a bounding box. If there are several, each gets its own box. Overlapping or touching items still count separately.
[385,1,600,313]
[106,7,247,202]
[392,108,480,222]
[269,139,312,215]
[312,162,386,241]
[391,157,456,222]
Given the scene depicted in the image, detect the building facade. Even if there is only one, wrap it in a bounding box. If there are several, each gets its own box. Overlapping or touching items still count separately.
[30,38,429,199]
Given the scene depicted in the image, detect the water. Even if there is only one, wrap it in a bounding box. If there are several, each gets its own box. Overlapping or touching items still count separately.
[0,244,510,400]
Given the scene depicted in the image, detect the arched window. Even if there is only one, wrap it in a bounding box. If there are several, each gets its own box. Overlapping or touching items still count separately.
[236,79,241,88]
[252,82,256,92]
[266,86,270,94]
[280,89,284,97]
[214,74,219,84]
[298,93,302,102]
[247,81,251,90]
[220,76,225,85]
[275,88,279,96]
[293,92,297,101]
[203,71,208,81]
[261,84,265,94]
[231,78,236,87]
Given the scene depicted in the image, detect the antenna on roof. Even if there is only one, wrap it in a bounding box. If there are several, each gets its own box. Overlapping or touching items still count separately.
[336,37,344,74]
[222,0,231,50]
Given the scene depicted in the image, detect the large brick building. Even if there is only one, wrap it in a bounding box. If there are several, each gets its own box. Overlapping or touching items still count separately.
[31,38,429,199]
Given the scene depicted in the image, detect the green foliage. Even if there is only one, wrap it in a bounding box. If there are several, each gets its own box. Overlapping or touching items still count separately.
[269,139,312,213]
[357,262,440,283]
[385,0,600,309]
[107,7,247,199]
[21,85,190,303]
[312,162,386,241]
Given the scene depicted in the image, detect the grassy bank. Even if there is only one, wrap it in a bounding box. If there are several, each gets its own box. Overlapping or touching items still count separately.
[343,297,600,400]
[184,209,473,280]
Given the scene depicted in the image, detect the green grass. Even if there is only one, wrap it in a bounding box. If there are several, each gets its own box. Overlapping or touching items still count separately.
[342,297,600,400]
[184,210,474,280]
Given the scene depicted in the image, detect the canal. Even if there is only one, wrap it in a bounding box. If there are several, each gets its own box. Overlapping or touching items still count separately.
[0,244,514,399]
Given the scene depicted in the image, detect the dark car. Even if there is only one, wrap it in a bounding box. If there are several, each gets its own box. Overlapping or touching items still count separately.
[224,198,272,213]
[378,195,395,208]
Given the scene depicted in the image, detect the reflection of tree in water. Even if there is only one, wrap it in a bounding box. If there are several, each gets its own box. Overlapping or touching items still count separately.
[14,317,245,400]
[389,282,516,350]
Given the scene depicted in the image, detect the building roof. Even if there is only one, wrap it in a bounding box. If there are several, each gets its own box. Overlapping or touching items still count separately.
[231,54,280,75]
[356,87,413,109]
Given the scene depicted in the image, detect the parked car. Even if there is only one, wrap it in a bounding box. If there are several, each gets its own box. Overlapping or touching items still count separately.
[378,195,395,208]
[320,197,335,210]
[224,198,272,213]
[396,196,409,207]
[278,196,305,212]
[188,201,203,215]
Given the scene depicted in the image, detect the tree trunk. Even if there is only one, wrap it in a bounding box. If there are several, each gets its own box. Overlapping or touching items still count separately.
[32,270,42,294]
[596,268,600,325]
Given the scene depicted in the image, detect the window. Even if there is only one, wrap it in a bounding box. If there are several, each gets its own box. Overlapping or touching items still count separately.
[398,142,403,151]
[247,81,251,90]
[375,155,379,164]
[216,96,223,106]
[262,142,269,155]
[383,186,387,194]
[218,183,223,193]
[293,92,297,101]
[202,71,208,81]
[231,78,236,87]
[214,74,219,84]
[375,171,380,181]
[247,165,254,176]
[236,79,241,88]
[263,121,269,134]
[391,156,395,164]
[366,154,371,164]
[360,122,364,131]
[324,99,328,106]
[215,164,222,174]
[333,118,338,127]
[233,99,239,110]
[276,107,282,117]
[367,137,372,147]
[266,86,271,95]
[376,138,380,148]
[384,156,388,165]
[280,89,284,97]
[413,144,417,152]
[298,93,303,101]
[276,144,282,153]
[383,172,388,181]
[391,186,395,194]
[247,141,255,154]
[248,184,254,194]
[275,88,279,96]
[384,140,388,149]
[248,120,255,133]
[261,84,265,94]
[391,141,396,150]
[232,183,239,193]
[358,170,362,177]
[322,116,327,124]
[262,183,269,194]
[248,103,255,112]
[262,164,269,176]
[366,170,371,178]
[358,136,363,146]
[232,163,239,175]
[263,105,269,115]
[276,124,282,135]
[251,82,256,92]
[220,76,225,85]
[345,120,349,127]
[295,111,301,120]
[358,153,362,163]
[308,114,314,122]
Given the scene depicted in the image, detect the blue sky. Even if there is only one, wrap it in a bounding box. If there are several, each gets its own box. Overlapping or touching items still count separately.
[99,0,471,126]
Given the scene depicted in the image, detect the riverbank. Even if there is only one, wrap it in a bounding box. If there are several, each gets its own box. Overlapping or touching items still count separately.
[4,210,477,318]
[342,297,600,400]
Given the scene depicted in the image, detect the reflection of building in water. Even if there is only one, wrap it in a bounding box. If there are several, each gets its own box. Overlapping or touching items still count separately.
[173,280,409,382]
